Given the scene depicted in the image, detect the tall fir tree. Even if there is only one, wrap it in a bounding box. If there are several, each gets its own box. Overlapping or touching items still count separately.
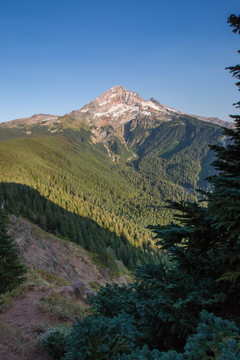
[0,210,26,294]
[149,13,240,320]
[207,14,240,289]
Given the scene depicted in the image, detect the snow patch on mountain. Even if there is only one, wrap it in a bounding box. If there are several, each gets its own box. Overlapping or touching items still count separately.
[93,104,138,119]
[141,101,162,111]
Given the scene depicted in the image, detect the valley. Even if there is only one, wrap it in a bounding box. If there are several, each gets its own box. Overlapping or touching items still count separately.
[0,86,228,270]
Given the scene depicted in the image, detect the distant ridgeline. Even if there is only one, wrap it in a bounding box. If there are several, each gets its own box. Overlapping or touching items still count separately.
[0,87,226,269]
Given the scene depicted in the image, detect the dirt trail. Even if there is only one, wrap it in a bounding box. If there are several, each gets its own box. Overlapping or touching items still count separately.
[0,290,50,360]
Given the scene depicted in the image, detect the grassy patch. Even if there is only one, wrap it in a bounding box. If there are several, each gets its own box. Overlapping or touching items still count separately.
[89,281,101,291]
[37,293,88,321]
[36,269,70,287]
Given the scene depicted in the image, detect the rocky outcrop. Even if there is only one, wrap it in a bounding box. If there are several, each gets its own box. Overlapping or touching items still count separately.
[68,85,182,131]
[56,281,95,300]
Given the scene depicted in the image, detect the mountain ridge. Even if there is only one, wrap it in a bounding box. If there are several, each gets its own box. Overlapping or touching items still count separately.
[0,85,234,131]
[0,86,234,161]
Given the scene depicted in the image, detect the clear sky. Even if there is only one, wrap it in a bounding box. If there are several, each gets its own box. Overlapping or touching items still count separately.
[0,0,239,123]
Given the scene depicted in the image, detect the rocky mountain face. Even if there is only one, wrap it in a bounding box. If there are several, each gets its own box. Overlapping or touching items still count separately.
[68,85,182,128]
[0,85,234,145]
[67,85,186,148]
[69,85,233,130]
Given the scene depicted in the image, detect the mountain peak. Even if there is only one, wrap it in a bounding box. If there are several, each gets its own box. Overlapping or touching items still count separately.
[112,84,126,90]
[68,85,182,128]
[107,85,133,92]
[96,85,139,102]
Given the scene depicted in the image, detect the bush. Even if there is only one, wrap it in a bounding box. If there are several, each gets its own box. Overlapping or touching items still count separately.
[184,311,240,360]
[63,312,141,360]
[116,346,183,360]
[39,325,70,359]
[88,283,135,318]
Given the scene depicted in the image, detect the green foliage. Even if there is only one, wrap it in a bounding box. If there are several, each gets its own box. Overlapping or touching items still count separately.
[184,311,240,360]
[133,116,221,189]
[39,325,70,359]
[0,210,26,294]
[40,312,240,360]
[89,263,225,351]
[116,346,183,360]
[62,312,141,360]
[0,182,160,270]
[204,14,240,287]
[88,283,135,318]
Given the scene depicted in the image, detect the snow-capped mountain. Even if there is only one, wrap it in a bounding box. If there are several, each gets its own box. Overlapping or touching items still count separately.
[68,85,182,129]
[65,85,234,148]
[0,85,234,138]
[0,85,232,197]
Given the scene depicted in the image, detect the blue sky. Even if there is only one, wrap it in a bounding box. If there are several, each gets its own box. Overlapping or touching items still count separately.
[0,0,239,123]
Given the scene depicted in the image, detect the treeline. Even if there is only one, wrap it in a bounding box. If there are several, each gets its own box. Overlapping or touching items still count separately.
[0,182,162,270]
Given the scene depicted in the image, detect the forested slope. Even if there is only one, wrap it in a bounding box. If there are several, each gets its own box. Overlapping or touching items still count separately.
[0,115,223,269]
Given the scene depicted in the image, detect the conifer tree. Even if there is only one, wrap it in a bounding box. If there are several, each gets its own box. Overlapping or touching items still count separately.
[149,13,240,319]
[0,210,26,294]
[207,14,240,287]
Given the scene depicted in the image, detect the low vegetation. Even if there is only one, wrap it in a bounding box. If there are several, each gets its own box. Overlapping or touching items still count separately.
[37,293,88,321]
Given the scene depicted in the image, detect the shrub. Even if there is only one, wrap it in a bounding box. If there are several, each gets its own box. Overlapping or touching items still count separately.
[184,311,240,360]
[116,345,183,360]
[38,325,70,359]
[88,283,135,318]
[63,312,141,360]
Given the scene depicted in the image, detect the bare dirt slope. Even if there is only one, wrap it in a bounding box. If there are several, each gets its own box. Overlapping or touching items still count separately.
[8,215,132,288]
